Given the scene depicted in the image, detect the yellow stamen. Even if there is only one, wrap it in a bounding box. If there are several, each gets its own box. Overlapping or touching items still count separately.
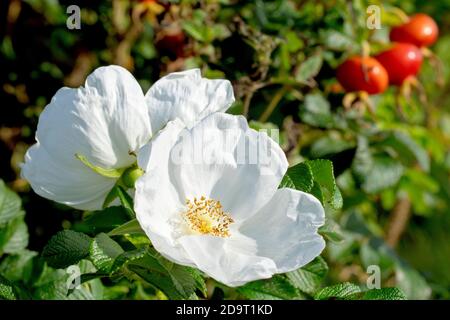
[183,197,234,237]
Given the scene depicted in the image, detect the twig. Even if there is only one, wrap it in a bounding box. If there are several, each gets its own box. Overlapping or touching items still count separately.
[258,86,288,122]
[385,196,412,248]
[242,89,255,118]
[112,1,147,69]
[235,79,267,118]
[64,51,95,87]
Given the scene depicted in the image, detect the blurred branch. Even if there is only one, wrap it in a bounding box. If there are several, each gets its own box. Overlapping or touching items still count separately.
[64,51,95,87]
[112,0,128,35]
[385,195,412,248]
[338,264,368,283]
[234,77,267,118]
[5,0,21,35]
[283,116,301,159]
[259,85,288,122]
[112,1,147,69]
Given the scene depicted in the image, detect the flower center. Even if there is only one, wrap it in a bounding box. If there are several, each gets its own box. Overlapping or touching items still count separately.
[183,196,234,237]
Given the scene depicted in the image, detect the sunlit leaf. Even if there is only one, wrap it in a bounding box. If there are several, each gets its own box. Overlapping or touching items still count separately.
[42,230,91,269]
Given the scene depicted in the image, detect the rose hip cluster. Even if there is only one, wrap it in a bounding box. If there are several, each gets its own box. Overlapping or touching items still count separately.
[336,13,438,94]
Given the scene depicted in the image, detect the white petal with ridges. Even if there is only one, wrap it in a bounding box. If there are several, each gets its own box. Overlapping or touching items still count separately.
[167,113,288,221]
[179,234,277,287]
[22,65,151,210]
[135,119,194,266]
[239,188,326,273]
[145,69,235,135]
[22,143,115,210]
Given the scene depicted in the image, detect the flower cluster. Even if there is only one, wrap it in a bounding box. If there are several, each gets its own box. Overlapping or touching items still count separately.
[22,66,325,287]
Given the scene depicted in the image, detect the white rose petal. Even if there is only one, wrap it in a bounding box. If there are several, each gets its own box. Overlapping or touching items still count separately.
[134,113,326,287]
[145,68,235,135]
[22,65,152,210]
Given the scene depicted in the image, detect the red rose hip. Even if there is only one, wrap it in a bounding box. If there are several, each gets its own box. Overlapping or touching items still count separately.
[375,43,423,86]
[336,56,389,94]
[390,14,439,47]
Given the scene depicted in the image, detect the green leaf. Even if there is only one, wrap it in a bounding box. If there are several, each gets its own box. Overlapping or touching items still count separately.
[108,219,144,236]
[103,186,119,209]
[103,185,135,218]
[0,180,28,255]
[286,256,328,295]
[0,180,23,225]
[238,275,305,300]
[80,206,130,234]
[353,136,404,193]
[123,233,150,248]
[359,238,396,274]
[380,131,430,171]
[279,42,291,71]
[306,159,343,209]
[89,233,124,273]
[314,282,361,300]
[116,186,135,218]
[352,135,373,179]
[309,180,324,204]
[42,230,91,269]
[0,275,17,300]
[359,288,406,300]
[306,159,336,197]
[320,230,344,243]
[67,272,108,296]
[299,94,333,128]
[296,53,323,83]
[211,24,230,41]
[0,217,28,254]
[395,263,431,300]
[285,31,303,52]
[127,247,206,300]
[0,250,37,282]
[182,21,207,42]
[362,156,404,193]
[310,136,355,158]
[279,162,314,192]
[32,262,101,300]
[332,187,343,209]
[321,30,357,51]
[110,247,148,273]
[319,218,345,243]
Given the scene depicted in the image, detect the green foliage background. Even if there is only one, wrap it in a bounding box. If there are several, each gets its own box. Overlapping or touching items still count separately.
[0,0,449,300]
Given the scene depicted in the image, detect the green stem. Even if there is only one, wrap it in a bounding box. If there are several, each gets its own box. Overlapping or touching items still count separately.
[258,86,288,122]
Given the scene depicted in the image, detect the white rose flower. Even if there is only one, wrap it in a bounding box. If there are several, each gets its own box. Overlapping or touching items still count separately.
[21,66,234,210]
[134,113,326,287]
